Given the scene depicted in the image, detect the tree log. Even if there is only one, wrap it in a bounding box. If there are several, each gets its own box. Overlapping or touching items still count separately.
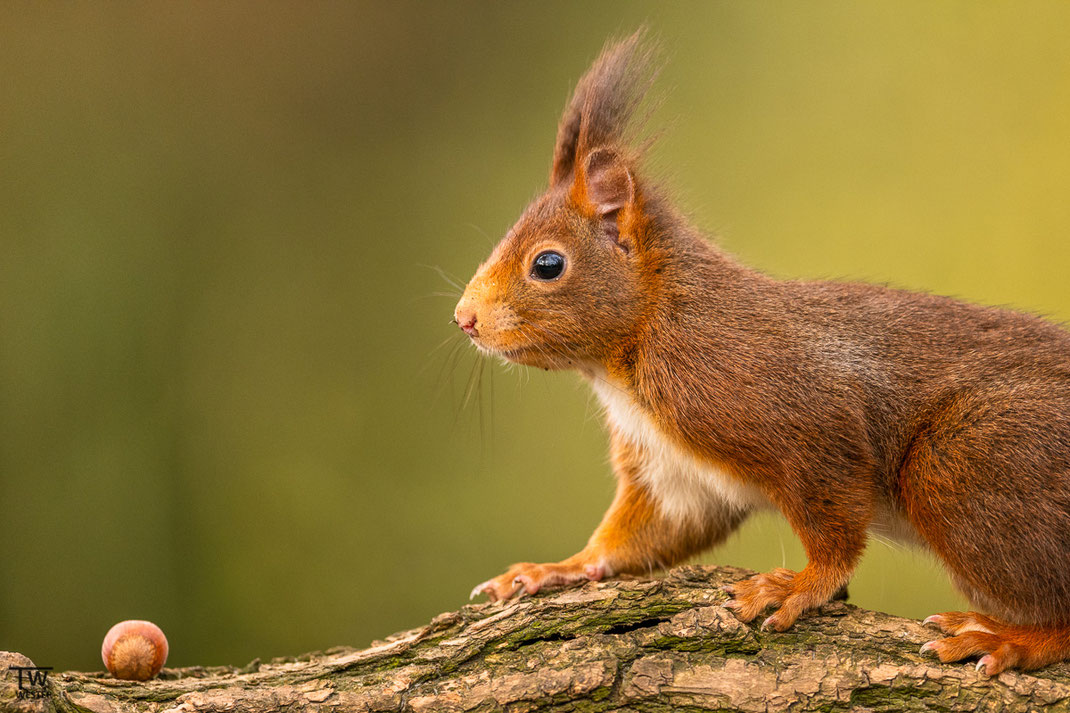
[5,565,1070,712]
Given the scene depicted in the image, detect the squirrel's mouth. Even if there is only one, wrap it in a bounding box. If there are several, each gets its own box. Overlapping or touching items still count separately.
[464,329,573,370]
[469,337,543,360]
[470,340,534,360]
[500,344,575,370]
[466,331,541,359]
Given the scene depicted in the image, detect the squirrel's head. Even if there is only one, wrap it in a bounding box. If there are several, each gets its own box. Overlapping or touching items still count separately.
[455,31,662,371]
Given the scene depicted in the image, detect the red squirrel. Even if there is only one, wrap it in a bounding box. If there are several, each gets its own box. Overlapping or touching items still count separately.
[454,31,1070,675]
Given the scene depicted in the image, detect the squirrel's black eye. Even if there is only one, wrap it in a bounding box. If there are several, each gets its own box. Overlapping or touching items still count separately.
[531,251,566,281]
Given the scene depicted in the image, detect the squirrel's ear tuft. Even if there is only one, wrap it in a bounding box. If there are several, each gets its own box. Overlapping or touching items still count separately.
[549,29,657,186]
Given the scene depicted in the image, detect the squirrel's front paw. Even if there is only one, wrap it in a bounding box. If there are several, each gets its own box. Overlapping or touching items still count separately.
[724,568,799,629]
[724,567,845,631]
[470,559,606,602]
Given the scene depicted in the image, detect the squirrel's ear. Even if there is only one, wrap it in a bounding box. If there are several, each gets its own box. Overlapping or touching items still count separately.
[583,148,634,214]
[575,148,636,251]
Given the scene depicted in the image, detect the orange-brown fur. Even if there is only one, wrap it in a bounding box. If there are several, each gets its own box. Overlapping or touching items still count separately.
[456,31,1070,675]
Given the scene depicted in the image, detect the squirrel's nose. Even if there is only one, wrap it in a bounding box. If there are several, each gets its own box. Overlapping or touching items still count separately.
[456,309,479,337]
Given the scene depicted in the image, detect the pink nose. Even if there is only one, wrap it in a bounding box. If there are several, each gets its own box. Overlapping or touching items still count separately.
[457,311,478,337]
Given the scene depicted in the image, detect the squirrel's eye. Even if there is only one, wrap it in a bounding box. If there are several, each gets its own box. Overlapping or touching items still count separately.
[531,251,566,281]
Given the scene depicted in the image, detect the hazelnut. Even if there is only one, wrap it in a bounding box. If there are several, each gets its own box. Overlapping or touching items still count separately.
[101,620,168,681]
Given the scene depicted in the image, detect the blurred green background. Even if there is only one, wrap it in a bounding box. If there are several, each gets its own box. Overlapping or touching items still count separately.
[2,2,1069,671]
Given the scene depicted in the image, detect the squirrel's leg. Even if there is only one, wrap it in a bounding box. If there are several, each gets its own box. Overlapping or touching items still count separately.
[726,478,870,631]
[472,431,750,601]
[901,388,1070,674]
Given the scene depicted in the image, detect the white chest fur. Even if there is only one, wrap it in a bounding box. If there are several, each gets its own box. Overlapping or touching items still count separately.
[589,378,771,523]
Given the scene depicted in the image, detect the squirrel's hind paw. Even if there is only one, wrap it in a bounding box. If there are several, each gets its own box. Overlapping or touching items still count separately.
[920,611,1070,675]
[922,611,997,636]
[920,630,1014,675]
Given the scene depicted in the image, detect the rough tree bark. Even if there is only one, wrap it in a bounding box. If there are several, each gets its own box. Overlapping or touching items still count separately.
[5,566,1070,713]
